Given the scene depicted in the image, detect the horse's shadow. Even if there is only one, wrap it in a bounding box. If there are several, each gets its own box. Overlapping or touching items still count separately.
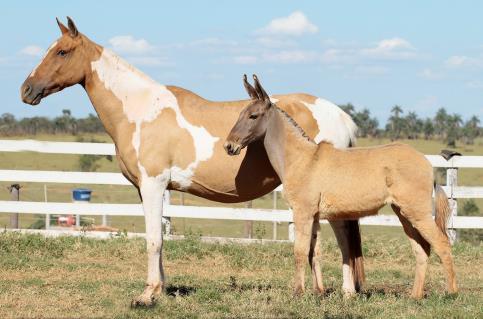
[166,285,196,297]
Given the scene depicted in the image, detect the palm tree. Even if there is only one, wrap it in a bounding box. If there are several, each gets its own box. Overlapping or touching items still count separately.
[445,114,463,147]
[388,105,404,140]
[434,108,448,139]
[462,115,481,144]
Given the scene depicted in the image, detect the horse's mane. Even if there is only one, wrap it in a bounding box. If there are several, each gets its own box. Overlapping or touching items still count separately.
[274,106,316,145]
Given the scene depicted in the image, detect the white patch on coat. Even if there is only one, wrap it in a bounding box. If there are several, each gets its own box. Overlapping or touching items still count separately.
[91,49,219,188]
[29,41,58,78]
[342,264,356,294]
[302,98,357,148]
[269,97,279,103]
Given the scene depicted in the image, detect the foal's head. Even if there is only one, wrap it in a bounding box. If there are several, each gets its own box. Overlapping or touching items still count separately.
[21,17,91,105]
[224,74,274,156]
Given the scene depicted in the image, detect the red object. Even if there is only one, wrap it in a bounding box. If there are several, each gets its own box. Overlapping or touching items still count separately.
[57,215,76,226]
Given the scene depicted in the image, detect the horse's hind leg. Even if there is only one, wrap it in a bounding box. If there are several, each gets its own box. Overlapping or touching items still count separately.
[309,213,324,294]
[402,207,458,295]
[391,204,430,299]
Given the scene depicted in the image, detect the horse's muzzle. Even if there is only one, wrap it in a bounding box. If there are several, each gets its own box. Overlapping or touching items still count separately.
[20,80,43,105]
[223,141,242,156]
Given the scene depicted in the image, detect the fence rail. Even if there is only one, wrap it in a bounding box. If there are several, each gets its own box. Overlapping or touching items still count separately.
[0,139,482,240]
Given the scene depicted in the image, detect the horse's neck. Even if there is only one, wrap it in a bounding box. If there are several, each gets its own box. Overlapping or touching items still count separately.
[83,48,172,144]
[263,108,317,182]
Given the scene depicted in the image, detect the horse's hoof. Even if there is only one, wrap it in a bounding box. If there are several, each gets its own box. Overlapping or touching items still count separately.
[130,294,156,308]
[343,290,356,299]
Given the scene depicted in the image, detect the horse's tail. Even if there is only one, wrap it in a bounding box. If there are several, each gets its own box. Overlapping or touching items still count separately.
[345,220,365,291]
[434,184,451,238]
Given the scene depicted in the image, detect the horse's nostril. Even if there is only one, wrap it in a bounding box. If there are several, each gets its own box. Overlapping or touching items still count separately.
[22,84,32,97]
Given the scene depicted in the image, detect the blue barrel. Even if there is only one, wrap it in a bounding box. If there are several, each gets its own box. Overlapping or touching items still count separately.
[72,188,92,202]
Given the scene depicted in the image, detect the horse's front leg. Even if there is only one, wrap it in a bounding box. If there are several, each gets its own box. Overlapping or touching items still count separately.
[131,175,169,307]
[293,209,316,296]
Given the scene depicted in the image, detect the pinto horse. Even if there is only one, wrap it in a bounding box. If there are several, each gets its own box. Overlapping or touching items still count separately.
[224,75,458,298]
[21,18,364,306]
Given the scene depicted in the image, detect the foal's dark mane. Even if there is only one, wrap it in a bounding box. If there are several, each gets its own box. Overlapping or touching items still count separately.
[273,105,316,145]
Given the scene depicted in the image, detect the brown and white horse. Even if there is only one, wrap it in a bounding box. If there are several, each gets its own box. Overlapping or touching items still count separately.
[21,18,363,306]
[225,75,458,298]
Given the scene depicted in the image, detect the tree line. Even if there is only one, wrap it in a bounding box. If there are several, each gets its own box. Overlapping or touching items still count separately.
[340,104,481,147]
[0,109,104,136]
[0,106,481,146]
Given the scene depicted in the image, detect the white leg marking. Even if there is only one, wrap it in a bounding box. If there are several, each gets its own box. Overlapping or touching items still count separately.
[140,171,170,286]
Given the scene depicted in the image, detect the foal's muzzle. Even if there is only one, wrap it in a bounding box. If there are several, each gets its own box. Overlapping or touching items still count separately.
[224,141,242,156]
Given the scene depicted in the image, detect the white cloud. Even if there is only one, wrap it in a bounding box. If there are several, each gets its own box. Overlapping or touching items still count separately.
[108,35,153,54]
[258,11,318,36]
[20,45,43,57]
[419,68,443,80]
[233,55,258,64]
[467,80,483,89]
[445,55,483,68]
[255,37,296,48]
[263,50,317,63]
[361,38,417,60]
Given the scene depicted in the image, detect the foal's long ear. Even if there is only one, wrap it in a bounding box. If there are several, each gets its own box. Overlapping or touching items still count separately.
[67,16,79,37]
[56,17,69,35]
[253,74,270,102]
[243,74,259,100]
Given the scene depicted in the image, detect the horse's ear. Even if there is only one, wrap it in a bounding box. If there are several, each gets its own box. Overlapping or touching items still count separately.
[56,17,69,35]
[67,16,79,37]
[252,74,270,102]
[243,74,259,100]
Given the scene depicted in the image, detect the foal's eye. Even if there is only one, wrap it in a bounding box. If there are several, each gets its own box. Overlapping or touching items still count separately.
[57,50,67,57]
[249,113,259,119]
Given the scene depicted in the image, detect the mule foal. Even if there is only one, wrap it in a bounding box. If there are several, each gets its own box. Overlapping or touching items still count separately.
[224,74,458,298]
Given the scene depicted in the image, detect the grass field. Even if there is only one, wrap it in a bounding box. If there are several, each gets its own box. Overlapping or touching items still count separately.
[0,134,482,238]
[0,230,481,319]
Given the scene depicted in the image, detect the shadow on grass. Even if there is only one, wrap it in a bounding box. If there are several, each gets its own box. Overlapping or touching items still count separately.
[166,284,196,297]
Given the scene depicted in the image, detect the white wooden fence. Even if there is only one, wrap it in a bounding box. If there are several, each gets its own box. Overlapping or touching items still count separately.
[0,139,482,242]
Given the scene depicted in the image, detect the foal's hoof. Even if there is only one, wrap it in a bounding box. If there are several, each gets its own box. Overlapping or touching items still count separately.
[130,294,156,308]
[293,287,305,297]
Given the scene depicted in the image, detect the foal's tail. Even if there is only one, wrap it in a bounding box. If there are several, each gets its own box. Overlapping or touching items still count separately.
[434,184,451,238]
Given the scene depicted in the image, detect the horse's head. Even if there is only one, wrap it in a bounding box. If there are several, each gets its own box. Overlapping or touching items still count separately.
[224,74,273,156]
[21,17,90,105]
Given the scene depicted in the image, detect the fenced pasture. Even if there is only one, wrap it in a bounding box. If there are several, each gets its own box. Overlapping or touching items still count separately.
[0,135,482,318]
[0,231,481,318]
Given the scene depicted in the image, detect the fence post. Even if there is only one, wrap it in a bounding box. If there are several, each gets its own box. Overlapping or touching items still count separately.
[272,191,277,240]
[163,190,171,237]
[288,222,295,242]
[446,167,458,244]
[244,201,253,239]
[44,184,49,229]
[8,184,20,229]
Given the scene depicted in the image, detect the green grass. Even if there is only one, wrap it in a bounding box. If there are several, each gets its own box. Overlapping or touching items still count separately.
[0,231,480,318]
[0,134,482,238]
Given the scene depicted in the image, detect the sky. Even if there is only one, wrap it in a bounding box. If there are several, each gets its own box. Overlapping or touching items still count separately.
[1,1,482,124]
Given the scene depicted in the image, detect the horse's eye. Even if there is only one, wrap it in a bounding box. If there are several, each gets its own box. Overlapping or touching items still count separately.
[249,113,259,120]
[57,50,67,57]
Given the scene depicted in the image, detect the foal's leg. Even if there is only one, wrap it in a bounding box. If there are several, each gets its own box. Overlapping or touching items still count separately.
[309,213,324,294]
[403,209,458,295]
[293,210,316,295]
[329,220,356,296]
[131,175,169,307]
[392,205,430,299]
